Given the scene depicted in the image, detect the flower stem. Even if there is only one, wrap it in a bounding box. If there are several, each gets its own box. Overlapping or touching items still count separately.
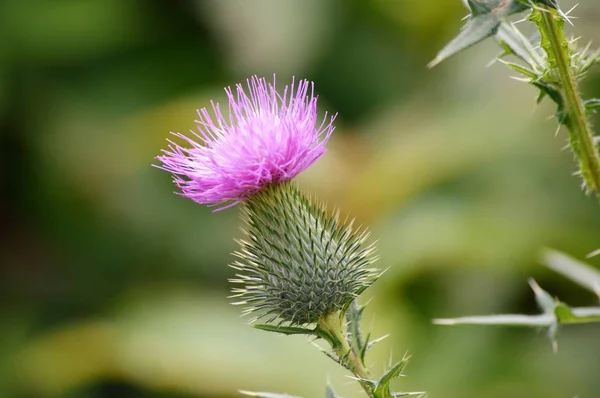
[537,7,600,195]
[318,312,375,398]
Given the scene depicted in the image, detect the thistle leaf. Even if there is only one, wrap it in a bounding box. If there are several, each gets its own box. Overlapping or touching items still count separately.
[428,13,501,68]
[346,300,366,360]
[371,353,424,398]
[495,22,544,69]
[429,0,531,67]
[377,356,410,389]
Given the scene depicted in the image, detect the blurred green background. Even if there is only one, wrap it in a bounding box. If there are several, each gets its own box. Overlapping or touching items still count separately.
[2,0,600,397]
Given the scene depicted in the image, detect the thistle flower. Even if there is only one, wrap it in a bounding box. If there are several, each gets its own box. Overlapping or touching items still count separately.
[230,182,380,326]
[156,76,335,210]
[157,75,379,326]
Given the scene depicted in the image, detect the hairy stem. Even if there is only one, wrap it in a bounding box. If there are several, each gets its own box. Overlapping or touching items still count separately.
[318,312,374,398]
[537,7,600,194]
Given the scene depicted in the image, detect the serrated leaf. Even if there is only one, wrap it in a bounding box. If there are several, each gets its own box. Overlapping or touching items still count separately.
[540,249,600,293]
[240,391,302,398]
[529,6,564,75]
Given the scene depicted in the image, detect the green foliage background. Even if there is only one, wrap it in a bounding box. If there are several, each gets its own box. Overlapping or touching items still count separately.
[1,0,599,397]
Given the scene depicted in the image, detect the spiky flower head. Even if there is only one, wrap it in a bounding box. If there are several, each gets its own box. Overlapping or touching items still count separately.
[230,182,380,326]
[156,76,335,210]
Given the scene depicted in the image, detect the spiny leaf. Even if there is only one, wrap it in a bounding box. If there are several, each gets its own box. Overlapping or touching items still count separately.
[379,357,409,386]
[373,354,413,397]
[346,300,366,360]
[429,0,531,67]
[495,22,544,69]
[429,13,501,68]
[500,60,537,79]
[531,81,563,107]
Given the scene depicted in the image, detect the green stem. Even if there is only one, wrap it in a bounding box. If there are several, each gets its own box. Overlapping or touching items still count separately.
[318,312,375,398]
[537,7,600,195]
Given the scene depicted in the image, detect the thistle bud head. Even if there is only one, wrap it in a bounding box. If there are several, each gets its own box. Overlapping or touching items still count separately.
[230,182,380,326]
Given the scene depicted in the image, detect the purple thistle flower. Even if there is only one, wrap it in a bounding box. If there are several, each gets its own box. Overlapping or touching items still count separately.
[156,76,336,210]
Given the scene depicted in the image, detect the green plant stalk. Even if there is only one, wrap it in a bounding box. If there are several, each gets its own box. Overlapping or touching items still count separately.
[318,312,374,398]
[537,7,600,194]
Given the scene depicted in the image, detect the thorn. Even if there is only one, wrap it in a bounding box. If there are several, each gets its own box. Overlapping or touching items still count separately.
[432,318,456,325]
[586,248,600,258]
[528,278,545,295]
[565,3,579,16]
[593,283,600,303]
[486,58,498,68]
[427,57,442,69]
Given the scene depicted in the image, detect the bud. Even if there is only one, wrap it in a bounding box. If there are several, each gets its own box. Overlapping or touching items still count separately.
[230,182,380,326]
